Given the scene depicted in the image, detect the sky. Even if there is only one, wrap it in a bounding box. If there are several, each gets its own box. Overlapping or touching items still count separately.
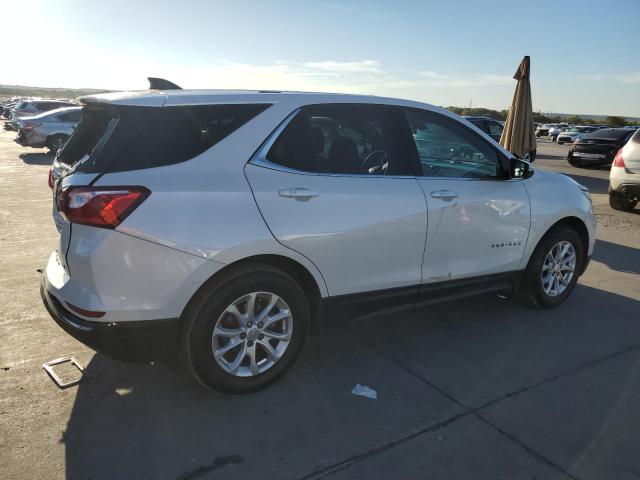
[3,0,640,117]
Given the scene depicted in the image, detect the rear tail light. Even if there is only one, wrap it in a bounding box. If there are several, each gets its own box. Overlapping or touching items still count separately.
[21,122,41,132]
[57,186,150,229]
[48,169,54,190]
[613,149,626,167]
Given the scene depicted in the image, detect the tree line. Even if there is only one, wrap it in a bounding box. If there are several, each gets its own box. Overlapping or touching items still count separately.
[446,106,634,127]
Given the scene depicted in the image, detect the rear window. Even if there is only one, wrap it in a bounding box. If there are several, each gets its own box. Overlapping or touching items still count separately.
[61,103,270,173]
[584,128,632,140]
[58,110,82,122]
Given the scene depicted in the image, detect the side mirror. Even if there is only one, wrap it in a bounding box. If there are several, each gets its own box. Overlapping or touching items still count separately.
[510,157,533,179]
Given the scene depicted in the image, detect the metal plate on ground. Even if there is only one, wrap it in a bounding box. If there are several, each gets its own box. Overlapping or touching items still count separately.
[42,356,85,388]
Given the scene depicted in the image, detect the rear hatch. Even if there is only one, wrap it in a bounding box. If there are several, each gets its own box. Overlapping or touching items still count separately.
[52,105,118,270]
[51,99,271,270]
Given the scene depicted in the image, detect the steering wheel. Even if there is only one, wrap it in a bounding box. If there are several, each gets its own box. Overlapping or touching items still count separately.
[361,149,388,175]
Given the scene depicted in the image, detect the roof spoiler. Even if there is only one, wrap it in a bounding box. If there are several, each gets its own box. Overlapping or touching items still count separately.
[148,77,182,90]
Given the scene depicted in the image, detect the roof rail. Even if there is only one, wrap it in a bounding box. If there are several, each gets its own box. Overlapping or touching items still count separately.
[148,77,182,90]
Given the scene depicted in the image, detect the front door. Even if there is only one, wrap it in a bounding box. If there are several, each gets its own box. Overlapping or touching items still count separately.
[402,109,530,284]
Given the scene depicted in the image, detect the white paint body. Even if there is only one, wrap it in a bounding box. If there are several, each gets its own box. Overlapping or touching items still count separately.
[43,90,596,324]
[610,130,640,190]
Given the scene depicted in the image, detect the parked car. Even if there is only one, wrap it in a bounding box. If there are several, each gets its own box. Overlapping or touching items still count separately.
[609,128,640,211]
[8,99,76,130]
[2,101,20,121]
[556,126,598,145]
[568,128,635,168]
[548,124,569,141]
[536,124,551,137]
[15,107,82,153]
[42,89,595,393]
[463,116,505,141]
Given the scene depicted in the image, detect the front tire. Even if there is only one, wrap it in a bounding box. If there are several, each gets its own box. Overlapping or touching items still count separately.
[516,226,583,308]
[609,191,637,212]
[181,264,310,394]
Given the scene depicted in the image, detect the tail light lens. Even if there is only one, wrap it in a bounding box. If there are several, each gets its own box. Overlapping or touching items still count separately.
[48,169,54,190]
[21,122,41,132]
[613,149,625,167]
[57,186,150,229]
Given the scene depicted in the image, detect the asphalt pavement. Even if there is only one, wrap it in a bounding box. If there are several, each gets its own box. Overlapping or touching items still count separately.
[1,132,639,480]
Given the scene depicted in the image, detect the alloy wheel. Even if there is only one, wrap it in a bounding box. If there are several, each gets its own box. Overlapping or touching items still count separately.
[212,292,293,377]
[541,241,576,297]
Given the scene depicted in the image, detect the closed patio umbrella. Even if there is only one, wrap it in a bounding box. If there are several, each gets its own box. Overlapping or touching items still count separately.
[500,55,536,161]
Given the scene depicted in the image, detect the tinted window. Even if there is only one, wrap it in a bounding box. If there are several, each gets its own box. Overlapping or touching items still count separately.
[267,105,406,175]
[64,104,270,173]
[487,120,503,136]
[585,128,633,141]
[405,110,499,179]
[468,119,487,132]
[58,111,82,122]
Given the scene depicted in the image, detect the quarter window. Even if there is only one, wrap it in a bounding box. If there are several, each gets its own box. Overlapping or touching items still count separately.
[267,105,407,175]
[404,110,500,179]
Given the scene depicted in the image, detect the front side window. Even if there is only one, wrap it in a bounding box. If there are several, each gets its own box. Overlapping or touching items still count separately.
[404,110,500,179]
[267,105,406,175]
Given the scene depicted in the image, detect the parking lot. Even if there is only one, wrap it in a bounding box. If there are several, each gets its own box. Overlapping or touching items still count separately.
[1,130,639,479]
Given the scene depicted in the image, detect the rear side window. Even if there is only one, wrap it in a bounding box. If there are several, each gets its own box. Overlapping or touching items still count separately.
[64,104,270,173]
[267,104,408,175]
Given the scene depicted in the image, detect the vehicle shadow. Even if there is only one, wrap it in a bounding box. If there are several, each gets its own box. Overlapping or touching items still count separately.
[593,239,640,274]
[19,152,52,165]
[61,283,640,479]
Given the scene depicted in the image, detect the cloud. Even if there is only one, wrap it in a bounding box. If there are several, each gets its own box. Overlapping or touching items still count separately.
[579,72,640,84]
[419,71,513,87]
[170,60,513,95]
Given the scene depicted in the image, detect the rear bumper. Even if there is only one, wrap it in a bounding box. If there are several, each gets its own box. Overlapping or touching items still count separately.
[41,274,180,356]
[609,166,639,195]
[568,151,614,166]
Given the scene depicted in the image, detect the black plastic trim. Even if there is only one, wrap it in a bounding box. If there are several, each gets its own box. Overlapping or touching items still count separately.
[41,276,179,352]
[320,271,521,326]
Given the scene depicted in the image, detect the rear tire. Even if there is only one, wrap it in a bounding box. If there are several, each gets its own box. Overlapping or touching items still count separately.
[47,134,68,154]
[181,264,310,394]
[516,226,584,308]
[609,191,638,212]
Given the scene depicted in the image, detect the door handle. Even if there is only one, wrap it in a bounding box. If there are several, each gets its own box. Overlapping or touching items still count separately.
[278,187,319,199]
[430,190,458,201]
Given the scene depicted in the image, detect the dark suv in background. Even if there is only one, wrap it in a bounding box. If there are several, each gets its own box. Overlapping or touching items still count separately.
[463,116,505,142]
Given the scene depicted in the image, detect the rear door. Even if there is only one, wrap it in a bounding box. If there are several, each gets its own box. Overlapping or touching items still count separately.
[401,108,530,283]
[245,104,428,297]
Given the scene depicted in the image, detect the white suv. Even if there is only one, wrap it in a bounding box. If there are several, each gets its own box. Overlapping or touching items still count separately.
[609,128,640,211]
[42,89,596,393]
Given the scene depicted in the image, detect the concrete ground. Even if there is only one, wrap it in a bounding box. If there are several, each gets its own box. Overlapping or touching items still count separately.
[1,130,639,480]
